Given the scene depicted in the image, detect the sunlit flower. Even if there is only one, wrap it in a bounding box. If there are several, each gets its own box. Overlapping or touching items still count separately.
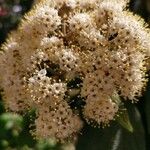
[0,0,149,142]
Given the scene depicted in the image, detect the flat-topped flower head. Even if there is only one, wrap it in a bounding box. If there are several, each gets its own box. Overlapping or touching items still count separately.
[0,0,149,142]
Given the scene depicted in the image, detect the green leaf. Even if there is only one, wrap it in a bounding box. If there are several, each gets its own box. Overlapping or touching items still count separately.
[76,105,146,150]
[116,109,133,132]
[0,140,9,148]
[35,139,58,150]
[111,92,121,104]
[111,92,133,132]
[0,113,23,130]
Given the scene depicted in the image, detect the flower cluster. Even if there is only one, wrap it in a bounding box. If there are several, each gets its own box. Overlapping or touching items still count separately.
[0,0,150,142]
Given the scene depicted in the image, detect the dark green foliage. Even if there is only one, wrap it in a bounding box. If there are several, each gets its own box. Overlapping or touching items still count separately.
[0,107,62,150]
[76,106,146,150]
[0,0,34,45]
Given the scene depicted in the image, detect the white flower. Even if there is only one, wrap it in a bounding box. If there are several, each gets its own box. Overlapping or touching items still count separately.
[0,0,149,141]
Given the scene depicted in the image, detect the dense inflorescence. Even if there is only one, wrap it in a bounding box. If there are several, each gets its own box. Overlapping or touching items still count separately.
[0,0,150,142]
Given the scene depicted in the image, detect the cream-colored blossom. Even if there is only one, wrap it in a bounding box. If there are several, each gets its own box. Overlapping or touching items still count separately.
[84,96,118,125]
[0,0,149,142]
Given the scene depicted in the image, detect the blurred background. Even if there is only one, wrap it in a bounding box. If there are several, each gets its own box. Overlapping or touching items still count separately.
[0,0,150,150]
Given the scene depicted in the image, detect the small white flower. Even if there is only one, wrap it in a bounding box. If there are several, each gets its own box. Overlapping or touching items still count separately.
[38,69,47,77]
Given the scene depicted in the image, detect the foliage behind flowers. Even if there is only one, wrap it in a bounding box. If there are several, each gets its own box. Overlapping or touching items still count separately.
[0,0,34,45]
[0,0,150,150]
